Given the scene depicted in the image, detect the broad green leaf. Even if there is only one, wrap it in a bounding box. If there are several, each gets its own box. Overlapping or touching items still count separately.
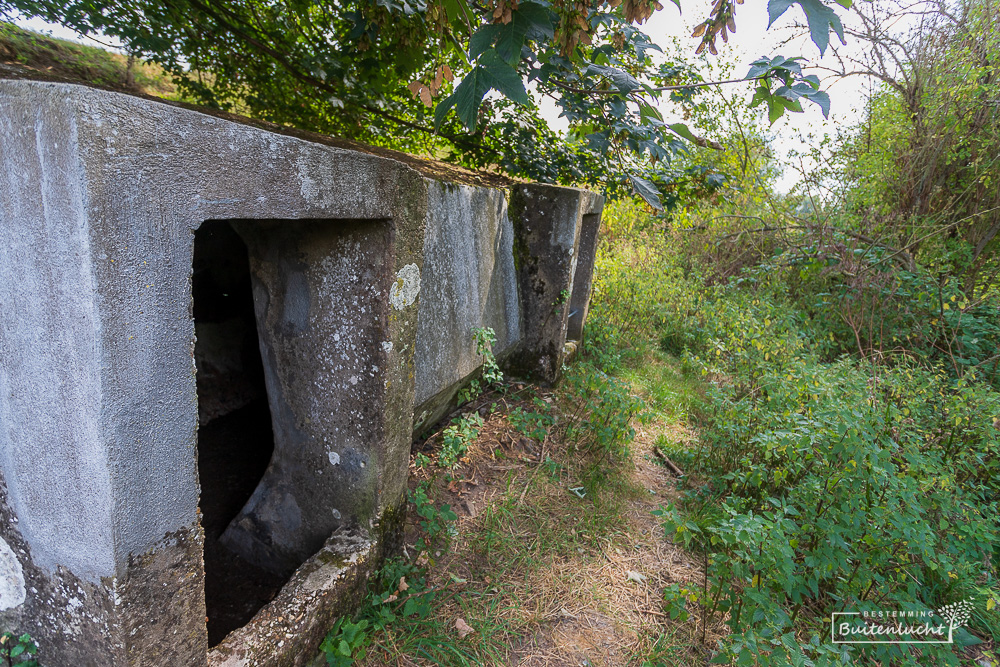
[480,49,529,103]
[586,64,641,93]
[452,68,490,128]
[628,173,663,210]
[766,0,797,27]
[585,131,610,152]
[469,24,501,59]
[638,101,664,123]
[797,0,844,54]
[433,92,457,130]
[768,99,785,123]
[805,89,831,117]
[668,122,700,143]
[517,2,555,39]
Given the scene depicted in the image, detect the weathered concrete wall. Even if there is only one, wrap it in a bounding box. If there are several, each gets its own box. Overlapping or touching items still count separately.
[508,184,606,382]
[413,180,521,432]
[0,78,604,667]
[221,219,392,577]
[0,80,426,666]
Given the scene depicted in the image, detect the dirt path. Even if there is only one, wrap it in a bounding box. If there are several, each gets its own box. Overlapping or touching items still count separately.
[361,372,717,667]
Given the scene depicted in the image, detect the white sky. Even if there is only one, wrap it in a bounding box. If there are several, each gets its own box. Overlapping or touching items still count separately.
[596,0,873,192]
[14,2,879,192]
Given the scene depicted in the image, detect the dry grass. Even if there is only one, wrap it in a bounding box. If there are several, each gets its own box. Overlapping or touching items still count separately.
[361,368,720,667]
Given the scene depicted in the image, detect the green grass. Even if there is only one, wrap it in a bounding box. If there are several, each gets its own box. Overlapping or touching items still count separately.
[0,22,177,96]
[617,350,703,423]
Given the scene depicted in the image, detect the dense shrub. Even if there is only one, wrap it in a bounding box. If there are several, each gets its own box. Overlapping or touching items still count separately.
[587,199,1000,665]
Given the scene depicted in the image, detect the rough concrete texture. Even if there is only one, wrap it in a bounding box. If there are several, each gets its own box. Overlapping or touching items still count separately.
[0,79,425,666]
[207,529,379,667]
[221,219,391,577]
[507,184,606,382]
[565,213,601,342]
[413,180,522,432]
[0,78,604,667]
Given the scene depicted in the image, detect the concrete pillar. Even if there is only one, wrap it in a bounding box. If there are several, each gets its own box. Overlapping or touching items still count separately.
[507,184,605,382]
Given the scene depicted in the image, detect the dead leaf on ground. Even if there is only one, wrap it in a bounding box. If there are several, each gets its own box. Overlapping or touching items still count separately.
[455,617,474,639]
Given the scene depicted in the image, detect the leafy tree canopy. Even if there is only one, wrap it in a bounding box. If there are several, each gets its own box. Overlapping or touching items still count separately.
[3,0,846,207]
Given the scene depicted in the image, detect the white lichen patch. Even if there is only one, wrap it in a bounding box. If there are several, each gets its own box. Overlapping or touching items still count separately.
[0,537,25,610]
[389,264,420,310]
[382,341,393,353]
[328,451,341,466]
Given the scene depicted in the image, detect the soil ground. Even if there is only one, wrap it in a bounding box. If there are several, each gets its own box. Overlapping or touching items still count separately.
[353,359,721,667]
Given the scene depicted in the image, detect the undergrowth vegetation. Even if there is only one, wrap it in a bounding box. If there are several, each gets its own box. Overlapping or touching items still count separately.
[319,324,654,666]
[586,170,1000,664]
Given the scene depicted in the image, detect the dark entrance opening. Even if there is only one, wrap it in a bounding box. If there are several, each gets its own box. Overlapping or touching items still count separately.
[193,221,287,647]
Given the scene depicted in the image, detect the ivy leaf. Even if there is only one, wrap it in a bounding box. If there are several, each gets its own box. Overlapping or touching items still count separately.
[628,173,663,210]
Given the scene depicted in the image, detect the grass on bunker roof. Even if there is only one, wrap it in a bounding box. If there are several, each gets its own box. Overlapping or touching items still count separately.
[330,352,717,667]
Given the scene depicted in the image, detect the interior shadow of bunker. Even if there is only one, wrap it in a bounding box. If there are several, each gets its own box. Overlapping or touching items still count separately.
[193,219,391,646]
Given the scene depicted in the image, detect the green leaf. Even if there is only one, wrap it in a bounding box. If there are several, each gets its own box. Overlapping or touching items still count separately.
[469,24,501,59]
[768,99,785,124]
[518,2,555,39]
[628,173,663,210]
[638,101,663,123]
[770,0,844,54]
[480,49,529,103]
[804,89,831,117]
[433,93,458,130]
[441,0,466,23]
[586,64,641,93]
[452,68,490,128]
[668,122,700,143]
[766,0,797,28]
[953,627,983,647]
[585,131,610,152]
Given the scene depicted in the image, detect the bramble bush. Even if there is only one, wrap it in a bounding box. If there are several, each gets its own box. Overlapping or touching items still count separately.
[586,199,1000,665]
[656,277,1000,665]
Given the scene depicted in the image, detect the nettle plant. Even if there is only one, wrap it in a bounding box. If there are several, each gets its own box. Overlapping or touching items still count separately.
[656,284,1000,666]
[320,484,459,667]
[458,327,503,404]
[560,363,646,461]
[438,412,484,468]
[0,633,38,667]
[508,398,556,442]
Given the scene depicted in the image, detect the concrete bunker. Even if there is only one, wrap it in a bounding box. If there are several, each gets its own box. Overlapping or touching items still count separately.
[0,78,605,667]
[193,218,392,645]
